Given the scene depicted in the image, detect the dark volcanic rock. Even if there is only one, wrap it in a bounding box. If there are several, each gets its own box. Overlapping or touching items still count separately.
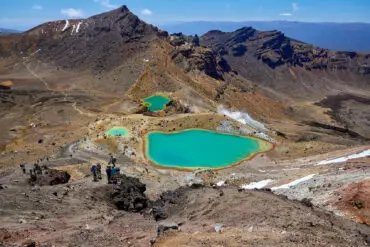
[164,100,191,115]
[170,44,230,80]
[157,222,179,235]
[0,85,11,90]
[150,187,191,221]
[29,169,71,186]
[111,174,148,212]
[22,240,37,247]
[151,206,168,221]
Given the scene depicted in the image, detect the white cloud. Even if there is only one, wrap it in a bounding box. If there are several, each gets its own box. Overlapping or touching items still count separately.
[292,3,299,11]
[141,9,153,16]
[61,8,84,18]
[32,4,43,10]
[93,0,118,10]
[279,2,298,17]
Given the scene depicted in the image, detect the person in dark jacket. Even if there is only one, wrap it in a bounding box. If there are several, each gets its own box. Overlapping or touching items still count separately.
[96,163,102,179]
[91,164,98,182]
[106,166,112,184]
[108,154,117,167]
[19,164,26,174]
[111,166,117,184]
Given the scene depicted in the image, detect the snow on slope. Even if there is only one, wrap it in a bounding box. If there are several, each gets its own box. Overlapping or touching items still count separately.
[76,22,82,33]
[218,107,267,132]
[62,20,70,32]
[241,179,274,190]
[271,174,316,191]
[317,149,370,165]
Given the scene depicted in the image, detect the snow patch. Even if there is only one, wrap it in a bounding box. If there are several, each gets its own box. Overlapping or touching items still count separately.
[240,179,273,190]
[71,24,76,34]
[218,106,266,132]
[271,174,316,191]
[216,181,225,187]
[76,22,82,33]
[217,106,275,143]
[317,149,370,165]
[62,20,70,32]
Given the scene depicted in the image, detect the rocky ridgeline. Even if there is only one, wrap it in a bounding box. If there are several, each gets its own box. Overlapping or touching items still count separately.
[201,27,370,73]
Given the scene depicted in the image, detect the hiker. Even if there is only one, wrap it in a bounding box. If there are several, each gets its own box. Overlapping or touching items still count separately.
[19,164,26,174]
[29,169,37,182]
[108,154,117,167]
[111,166,117,184]
[115,167,121,184]
[34,163,42,175]
[106,166,112,184]
[90,164,98,182]
[96,163,102,180]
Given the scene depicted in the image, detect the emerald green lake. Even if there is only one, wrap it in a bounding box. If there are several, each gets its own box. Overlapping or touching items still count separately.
[143,95,170,112]
[105,127,128,137]
[146,129,263,169]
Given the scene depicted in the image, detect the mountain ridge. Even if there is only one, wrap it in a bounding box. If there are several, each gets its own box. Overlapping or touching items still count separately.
[160,21,370,52]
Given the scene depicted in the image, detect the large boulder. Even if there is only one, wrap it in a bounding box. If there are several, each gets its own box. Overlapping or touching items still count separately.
[111,174,148,212]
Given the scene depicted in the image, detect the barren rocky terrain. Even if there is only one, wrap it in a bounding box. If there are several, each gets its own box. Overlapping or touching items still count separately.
[0,5,369,247]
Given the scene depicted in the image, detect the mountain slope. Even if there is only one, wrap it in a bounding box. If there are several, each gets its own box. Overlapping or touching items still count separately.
[0,6,171,94]
[200,27,370,99]
[1,6,167,70]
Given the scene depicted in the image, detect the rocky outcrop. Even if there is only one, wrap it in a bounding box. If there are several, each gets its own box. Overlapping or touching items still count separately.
[110,174,148,212]
[29,169,71,186]
[164,100,191,115]
[157,222,179,235]
[170,33,230,80]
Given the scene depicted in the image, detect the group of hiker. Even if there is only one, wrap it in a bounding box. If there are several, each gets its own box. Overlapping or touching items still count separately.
[20,154,121,184]
[90,154,121,184]
[19,163,45,181]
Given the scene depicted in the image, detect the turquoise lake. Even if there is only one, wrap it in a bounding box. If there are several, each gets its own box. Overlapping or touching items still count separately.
[105,127,128,137]
[143,95,170,112]
[146,129,263,169]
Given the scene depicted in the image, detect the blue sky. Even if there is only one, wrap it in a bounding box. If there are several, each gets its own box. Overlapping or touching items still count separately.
[1,0,370,30]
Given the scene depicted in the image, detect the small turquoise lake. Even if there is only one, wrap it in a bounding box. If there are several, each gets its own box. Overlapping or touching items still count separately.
[105,127,128,137]
[143,95,170,112]
[145,129,269,169]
